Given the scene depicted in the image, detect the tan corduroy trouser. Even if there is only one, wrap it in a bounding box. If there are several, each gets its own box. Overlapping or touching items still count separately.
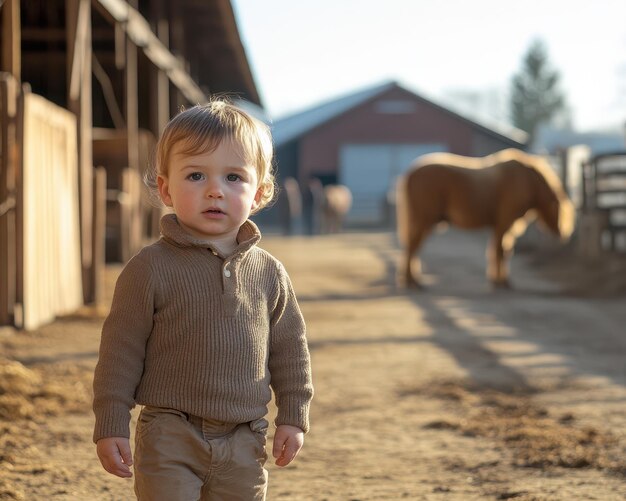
[133,406,269,501]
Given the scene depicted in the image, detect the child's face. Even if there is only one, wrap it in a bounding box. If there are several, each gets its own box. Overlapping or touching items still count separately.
[157,139,262,243]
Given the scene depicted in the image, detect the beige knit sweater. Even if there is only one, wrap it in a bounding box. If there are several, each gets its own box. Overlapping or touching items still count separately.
[93,214,313,442]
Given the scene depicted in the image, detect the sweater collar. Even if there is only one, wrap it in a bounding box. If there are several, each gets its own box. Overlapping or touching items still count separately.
[159,213,261,257]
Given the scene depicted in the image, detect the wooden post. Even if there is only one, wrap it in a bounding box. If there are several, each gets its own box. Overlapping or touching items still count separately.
[126,31,139,174]
[0,74,18,325]
[169,0,187,111]
[92,167,107,308]
[1,0,21,81]
[150,0,171,135]
[67,0,95,303]
[13,82,25,328]
[123,1,141,265]
[0,0,21,323]
[115,22,126,70]
[126,0,139,174]
[157,58,170,132]
[122,167,143,258]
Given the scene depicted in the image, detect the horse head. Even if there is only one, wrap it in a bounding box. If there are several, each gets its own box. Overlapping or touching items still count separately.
[530,160,575,240]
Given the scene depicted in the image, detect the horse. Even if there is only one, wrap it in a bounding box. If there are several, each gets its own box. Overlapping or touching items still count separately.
[396,149,575,288]
[321,184,352,234]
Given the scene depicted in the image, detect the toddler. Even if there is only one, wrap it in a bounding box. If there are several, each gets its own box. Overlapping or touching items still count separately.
[93,99,313,500]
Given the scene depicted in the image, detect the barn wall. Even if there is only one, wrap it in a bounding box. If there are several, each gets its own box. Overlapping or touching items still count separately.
[274,141,299,182]
[295,86,522,183]
[297,86,477,182]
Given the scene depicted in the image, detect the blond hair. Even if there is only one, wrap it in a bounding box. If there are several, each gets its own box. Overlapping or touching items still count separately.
[146,98,275,213]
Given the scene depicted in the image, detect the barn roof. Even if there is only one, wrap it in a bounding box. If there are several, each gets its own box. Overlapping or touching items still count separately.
[272,81,527,147]
[272,81,396,145]
[532,124,625,156]
[179,0,261,105]
[17,0,262,108]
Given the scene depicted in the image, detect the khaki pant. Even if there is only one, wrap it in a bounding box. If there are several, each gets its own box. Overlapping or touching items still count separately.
[134,406,268,500]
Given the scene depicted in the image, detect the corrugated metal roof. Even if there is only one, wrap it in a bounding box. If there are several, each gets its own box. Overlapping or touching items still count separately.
[271,80,528,147]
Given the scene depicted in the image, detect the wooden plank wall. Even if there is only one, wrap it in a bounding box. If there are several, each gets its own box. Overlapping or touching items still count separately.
[21,91,83,330]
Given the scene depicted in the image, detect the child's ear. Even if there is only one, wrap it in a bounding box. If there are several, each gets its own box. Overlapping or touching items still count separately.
[251,187,263,211]
[157,175,173,207]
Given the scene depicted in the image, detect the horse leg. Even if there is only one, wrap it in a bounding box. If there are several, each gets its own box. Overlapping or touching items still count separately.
[404,225,428,288]
[488,230,514,288]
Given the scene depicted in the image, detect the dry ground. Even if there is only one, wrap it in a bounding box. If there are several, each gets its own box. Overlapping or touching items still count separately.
[1,228,626,500]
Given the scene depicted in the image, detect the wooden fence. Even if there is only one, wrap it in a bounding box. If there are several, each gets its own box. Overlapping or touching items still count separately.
[1,74,84,329]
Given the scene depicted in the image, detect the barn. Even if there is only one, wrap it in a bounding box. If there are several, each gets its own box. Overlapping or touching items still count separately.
[268,81,528,226]
[1,0,262,329]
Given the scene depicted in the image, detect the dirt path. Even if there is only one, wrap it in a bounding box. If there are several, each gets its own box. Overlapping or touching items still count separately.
[1,229,626,500]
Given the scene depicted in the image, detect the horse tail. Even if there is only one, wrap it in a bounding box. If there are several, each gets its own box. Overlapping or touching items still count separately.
[395,174,409,248]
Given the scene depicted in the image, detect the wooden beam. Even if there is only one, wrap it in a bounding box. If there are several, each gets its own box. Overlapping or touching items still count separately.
[1,0,21,81]
[69,0,90,102]
[95,0,207,104]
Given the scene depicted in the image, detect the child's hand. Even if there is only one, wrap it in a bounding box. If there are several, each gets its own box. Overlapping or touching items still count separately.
[272,424,304,467]
[96,437,133,478]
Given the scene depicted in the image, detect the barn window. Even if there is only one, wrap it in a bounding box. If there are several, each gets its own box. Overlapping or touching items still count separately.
[374,100,417,114]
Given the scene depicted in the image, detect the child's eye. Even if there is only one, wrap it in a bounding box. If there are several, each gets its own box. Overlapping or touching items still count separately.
[187,172,204,181]
[226,173,241,182]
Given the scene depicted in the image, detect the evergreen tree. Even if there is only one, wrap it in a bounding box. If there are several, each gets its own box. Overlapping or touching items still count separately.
[510,39,568,143]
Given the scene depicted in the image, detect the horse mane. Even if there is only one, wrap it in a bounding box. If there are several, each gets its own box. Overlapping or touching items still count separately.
[491,149,562,193]
[413,151,485,169]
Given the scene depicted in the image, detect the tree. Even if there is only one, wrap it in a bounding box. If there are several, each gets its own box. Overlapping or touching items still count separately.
[510,39,569,144]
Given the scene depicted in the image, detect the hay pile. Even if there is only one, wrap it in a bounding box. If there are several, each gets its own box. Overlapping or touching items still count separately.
[0,358,91,421]
[412,380,625,475]
[0,358,43,420]
[0,357,93,499]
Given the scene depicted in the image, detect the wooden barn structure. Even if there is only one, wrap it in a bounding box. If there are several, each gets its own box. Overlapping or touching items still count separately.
[266,81,528,227]
[0,0,262,329]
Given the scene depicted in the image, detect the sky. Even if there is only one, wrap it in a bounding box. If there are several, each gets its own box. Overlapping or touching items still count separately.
[231,0,626,133]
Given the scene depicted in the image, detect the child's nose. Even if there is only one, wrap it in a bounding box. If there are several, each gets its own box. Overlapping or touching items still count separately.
[205,179,224,198]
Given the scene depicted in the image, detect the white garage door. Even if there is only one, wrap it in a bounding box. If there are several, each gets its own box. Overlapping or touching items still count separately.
[339,143,447,224]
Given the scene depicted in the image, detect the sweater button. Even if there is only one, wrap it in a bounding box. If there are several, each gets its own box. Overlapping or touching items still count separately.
[224,269,231,278]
